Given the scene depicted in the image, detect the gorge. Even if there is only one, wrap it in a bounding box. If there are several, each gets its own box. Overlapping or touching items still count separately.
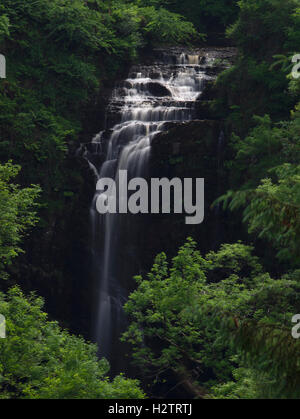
[2,0,300,400]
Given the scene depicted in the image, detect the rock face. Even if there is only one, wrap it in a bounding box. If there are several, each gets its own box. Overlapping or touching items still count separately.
[194,81,219,119]
[146,82,172,97]
[139,119,228,270]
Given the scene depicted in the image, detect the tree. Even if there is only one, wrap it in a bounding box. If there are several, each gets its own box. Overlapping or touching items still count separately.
[0,14,9,41]
[215,0,300,135]
[0,286,145,399]
[123,239,300,398]
[218,106,300,264]
[0,162,40,279]
[139,6,198,44]
[135,0,239,32]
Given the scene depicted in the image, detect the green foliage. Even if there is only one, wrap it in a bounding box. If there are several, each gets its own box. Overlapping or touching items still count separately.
[232,166,300,263]
[140,7,198,44]
[0,286,145,399]
[216,57,293,135]
[226,0,298,59]
[215,0,300,135]
[212,0,300,269]
[0,15,9,41]
[218,106,300,264]
[123,239,300,398]
[136,0,239,32]
[0,162,40,278]
[210,365,275,399]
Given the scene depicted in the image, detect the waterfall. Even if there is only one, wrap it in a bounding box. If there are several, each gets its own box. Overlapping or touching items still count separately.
[82,48,228,366]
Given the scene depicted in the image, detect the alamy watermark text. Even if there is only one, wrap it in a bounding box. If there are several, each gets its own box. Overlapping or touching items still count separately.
[96,170,204,225]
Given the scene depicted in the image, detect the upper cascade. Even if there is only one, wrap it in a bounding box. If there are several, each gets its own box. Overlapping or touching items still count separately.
[83,47,236,178]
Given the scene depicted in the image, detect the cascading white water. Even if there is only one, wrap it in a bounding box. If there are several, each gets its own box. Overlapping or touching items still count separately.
[83,49,224,362]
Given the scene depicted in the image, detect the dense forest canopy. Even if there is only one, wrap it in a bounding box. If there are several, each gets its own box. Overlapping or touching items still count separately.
[134,0,239,31]
[0,0,300,400]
